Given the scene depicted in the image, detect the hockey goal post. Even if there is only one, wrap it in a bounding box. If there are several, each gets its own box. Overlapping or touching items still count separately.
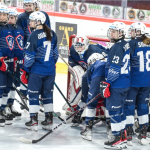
[67,34,111,99]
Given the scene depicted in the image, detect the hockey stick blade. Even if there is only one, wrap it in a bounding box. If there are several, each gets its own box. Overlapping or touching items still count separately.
[19,93,100,144]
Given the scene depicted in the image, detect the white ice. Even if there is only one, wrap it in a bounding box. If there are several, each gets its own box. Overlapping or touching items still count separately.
[0,73,150,150]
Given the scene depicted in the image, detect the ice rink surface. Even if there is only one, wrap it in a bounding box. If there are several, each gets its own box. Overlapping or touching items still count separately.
[0,73,150,150]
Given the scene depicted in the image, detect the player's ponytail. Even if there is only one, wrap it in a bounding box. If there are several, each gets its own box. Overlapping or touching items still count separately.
[43,23,52,41]
[141,35,150,45]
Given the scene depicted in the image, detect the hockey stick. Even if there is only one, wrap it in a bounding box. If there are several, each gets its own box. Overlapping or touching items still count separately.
[14,98,28,110]
[19,93,101,144]
[59,54,77,81]
[54,82,75,112]
[8,71,62,118]
[13,85,29,111]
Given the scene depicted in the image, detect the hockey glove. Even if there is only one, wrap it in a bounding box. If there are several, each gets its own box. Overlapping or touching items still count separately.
[0,57,8,72]
[100,81,110,98]
[20,69,29,84]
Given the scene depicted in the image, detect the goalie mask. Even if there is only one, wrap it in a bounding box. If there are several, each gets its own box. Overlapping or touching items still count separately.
[73,35,89,56]
[107,22,126,42]
[128,22,147,39]
[0,5,8,25]
[87,53,105,66]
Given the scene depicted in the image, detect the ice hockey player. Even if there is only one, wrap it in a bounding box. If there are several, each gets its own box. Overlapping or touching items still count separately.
[21,11,58,131]
[0,5,16,126]
[16,0,51,99]
[80,53,106,141]
[6,8,24,120]
[100,22,130,149]
[124,22,150,146]
[68,35,108,126]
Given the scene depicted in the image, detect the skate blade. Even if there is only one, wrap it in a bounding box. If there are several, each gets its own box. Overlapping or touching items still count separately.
[5,120,13,125]
[26,125,38,131]
[0,123,5,127]
[104,144,123,149]
[42,124,52,131]
[82,135,92,141]
[71,123,80,127]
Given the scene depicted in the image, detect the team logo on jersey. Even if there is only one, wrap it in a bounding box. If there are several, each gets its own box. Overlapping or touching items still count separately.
[112,7,120,18]
[79,3,87,14]
[137,10,145,21]
[128,9,136,20]
[16,35,23,50]
[102,6,111,17]
[79,61,88,69]
[6,35,14,50]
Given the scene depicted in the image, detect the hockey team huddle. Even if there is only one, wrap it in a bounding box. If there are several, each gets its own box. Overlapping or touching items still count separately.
[0,0,150,149]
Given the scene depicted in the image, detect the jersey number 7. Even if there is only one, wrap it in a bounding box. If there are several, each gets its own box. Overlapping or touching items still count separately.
[44,41,51,61]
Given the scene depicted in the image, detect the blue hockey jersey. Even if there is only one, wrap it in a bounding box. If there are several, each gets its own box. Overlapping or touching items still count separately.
[69,44,108,70]
[24,29,58,75]
[0,24,15,58]
[87,60,106,102]
[16,11,51,45]
[105,39,130,88]
[13,24,24,69]
[129,38,150,87]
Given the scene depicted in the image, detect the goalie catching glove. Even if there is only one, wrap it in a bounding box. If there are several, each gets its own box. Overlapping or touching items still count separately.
[100,81,110,98]
[20,69,29,84]
[0,57,8,72]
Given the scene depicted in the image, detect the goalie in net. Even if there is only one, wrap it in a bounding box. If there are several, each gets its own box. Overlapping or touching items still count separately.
[62,34,110,123]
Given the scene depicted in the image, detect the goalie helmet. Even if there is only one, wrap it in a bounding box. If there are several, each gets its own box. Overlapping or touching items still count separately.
[29,11,46,25]
[87,53,105,66]
[107,21,126,42]
[128,22,147,38]
[73,35,89,55]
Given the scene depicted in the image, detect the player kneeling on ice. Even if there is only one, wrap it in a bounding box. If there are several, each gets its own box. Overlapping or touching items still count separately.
[65,35,108,124]
[80,53,106,141]
[124,22,150,146]
[100,22,130,149]
[21,11,58,131]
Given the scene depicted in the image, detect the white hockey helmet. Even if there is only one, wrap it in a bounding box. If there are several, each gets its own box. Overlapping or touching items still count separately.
[128,22,147,38]
[23,0,36,5]
[73,35,89,55]
[87,53,104,66]
[0,5,8,14]
[8,8,18,18]
[107,21,126,41]
[29,11,46,25]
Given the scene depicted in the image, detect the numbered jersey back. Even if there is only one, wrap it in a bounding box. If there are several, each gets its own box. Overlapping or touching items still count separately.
[106,39,130,88]
[24,29,58,75]
[130,39,150,87]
